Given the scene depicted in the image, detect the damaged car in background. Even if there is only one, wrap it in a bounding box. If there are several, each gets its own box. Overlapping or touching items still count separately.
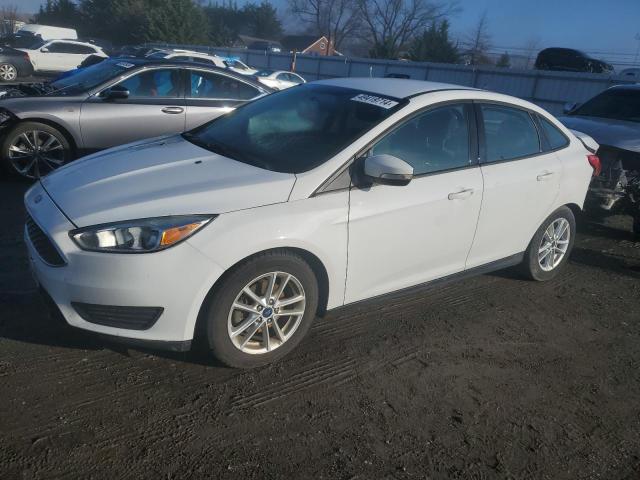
[560,85,640,234]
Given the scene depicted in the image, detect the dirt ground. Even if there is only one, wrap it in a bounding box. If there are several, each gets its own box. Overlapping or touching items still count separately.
[1,177,639,480]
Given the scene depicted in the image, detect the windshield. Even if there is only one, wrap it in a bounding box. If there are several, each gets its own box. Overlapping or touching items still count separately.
[573,89,640,123]
[49,59,137,95]
[183,84,404,173]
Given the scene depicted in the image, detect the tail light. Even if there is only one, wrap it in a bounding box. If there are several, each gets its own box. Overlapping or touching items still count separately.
[587,154,601,177]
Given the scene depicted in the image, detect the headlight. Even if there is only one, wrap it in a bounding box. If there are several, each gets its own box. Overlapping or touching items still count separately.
[69,215,215,253]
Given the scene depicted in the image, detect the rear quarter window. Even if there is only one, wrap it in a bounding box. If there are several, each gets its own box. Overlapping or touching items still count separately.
[538,116,569,150]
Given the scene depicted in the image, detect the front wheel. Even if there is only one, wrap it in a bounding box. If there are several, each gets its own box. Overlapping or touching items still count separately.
[521,206,576,281]
[205,251,319,368]
[1,122,72,179]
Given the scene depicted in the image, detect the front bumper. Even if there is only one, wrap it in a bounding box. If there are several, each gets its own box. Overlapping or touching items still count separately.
[24,183,225,345]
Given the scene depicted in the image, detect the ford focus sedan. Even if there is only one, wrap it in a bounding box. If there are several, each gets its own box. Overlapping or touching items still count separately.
[25,78,597,368]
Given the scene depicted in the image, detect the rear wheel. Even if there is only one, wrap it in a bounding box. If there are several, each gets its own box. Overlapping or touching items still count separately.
[1,122,72,179]
[521,206,576,281]
[205,251,319,368]
[0,63,17,81]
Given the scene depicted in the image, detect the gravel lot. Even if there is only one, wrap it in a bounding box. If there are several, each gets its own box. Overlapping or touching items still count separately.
[1,176,639,479]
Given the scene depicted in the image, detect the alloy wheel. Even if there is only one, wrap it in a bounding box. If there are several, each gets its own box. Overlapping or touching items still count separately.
[538,218,570,271]
[0,64,17,81]
[227,271,306,354]
[7,130,66,179]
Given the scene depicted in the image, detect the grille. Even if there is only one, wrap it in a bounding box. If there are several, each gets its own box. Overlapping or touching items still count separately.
[71,302,163,330]
[25,214,65,266]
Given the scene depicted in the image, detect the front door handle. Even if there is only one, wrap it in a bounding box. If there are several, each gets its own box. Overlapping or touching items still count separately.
[448,188,474,200]
[537,171,556,181]
[161,106,184,114]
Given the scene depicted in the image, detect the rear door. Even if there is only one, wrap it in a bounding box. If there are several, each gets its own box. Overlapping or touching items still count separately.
[184,68,264,130]
[465,102,562,269]
[43,41,87,71]
[80,67,186,150]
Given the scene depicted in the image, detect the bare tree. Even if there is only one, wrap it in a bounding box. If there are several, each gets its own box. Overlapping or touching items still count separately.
[357,0,454,59]
[288,0,361,51]
[465,10,491,65]
[0,4,20,36]
[523,35,541,69]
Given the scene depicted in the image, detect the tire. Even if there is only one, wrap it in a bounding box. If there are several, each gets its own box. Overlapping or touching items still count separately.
[0,63,17,81]
[1,122,72,180]
[521,206,576,281]
[205,250,319,368]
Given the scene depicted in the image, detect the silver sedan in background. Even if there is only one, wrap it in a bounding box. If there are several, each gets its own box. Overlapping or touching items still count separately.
[0,58,272,179]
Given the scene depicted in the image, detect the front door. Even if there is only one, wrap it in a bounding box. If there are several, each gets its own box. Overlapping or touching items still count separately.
[80,67,186,150]
[345,103,483,304]
[466,103,561,269]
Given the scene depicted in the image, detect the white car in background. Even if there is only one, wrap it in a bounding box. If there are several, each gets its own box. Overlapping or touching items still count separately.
[25,78,597,368]
[255,70,305,90]
[146,49,226,68]
[222,58,258,76]
[18,39,107,73]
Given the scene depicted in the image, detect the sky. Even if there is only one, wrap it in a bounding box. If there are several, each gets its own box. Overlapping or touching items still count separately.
[5,0,640,64]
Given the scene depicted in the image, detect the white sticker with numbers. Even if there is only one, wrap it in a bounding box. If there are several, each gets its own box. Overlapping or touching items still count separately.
[351,94,399,109]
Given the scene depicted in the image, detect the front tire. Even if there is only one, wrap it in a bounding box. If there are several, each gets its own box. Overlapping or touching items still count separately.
[1,122,72,179]
[521,206,576,281]
[205,251,319,368]
[0,63,17,81]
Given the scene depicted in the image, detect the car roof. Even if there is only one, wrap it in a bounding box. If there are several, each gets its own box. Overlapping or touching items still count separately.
[314,77,476,99]
[609,83,640,91]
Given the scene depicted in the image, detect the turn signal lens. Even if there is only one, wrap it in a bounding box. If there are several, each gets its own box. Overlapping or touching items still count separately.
[160,222,203,246]
[587,154,601,177]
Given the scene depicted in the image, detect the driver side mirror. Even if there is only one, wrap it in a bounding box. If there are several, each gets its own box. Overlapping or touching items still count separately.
[364,154,413,186]
[40,47,49,53]
[563,102,579,114]
[101,85,130,100]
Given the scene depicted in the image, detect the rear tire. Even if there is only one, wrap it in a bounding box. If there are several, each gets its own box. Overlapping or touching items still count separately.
[1,122,72,179]
[0,63,17,81]
[205,250,319,368]
[521,206,576,281]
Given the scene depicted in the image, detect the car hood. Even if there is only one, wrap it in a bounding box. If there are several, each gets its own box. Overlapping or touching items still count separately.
[558,115,640,153]
[41,135,297,228]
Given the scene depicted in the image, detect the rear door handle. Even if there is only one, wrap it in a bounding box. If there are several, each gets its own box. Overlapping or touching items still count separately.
[537,171,556,181]
[448,188,474,200]
[161,106,184,114]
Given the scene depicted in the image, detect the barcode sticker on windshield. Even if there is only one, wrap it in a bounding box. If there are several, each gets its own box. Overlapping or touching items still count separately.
[351,94,398,109]
[116,62,135,69]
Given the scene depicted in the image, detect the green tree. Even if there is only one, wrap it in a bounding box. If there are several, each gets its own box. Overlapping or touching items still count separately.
[496,51,511,68]
[241,2,282,39]
[145,0,209,44]
[35,0,83,28]
[408,19,459,63]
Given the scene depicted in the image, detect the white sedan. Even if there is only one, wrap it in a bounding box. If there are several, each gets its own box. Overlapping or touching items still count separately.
[25,78,598,368]
[18,39,107,73]
[255,70,306,90]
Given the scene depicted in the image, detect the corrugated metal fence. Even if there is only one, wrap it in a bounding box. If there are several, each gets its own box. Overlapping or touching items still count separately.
[148,43,637,115]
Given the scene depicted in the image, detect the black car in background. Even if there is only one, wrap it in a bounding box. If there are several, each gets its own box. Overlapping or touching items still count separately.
[535,48,614,74]
[559,85,640,234]
[0,46,34,81]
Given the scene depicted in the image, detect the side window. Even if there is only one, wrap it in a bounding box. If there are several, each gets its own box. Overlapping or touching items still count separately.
[73,44,97,54]
[45,42,67,53]
[189,70,259,100]
[290,74,303,84]
[276,73,289,81]
[118,69,181,98]
[371,104,471,175]
[538,115,569,150]
[480,105,540,162]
